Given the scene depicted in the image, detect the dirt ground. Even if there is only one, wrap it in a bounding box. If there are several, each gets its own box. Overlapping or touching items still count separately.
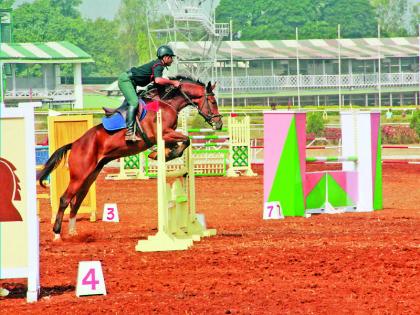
[1,164,420,314]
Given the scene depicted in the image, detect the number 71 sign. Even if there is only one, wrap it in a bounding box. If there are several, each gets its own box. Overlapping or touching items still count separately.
[263,201,284,219]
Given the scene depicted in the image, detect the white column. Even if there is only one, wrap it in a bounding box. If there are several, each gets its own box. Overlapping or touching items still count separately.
[55,65,61,87]
[230,19,234,112]
[338,25,342,109]
[340,112,357,172]
[0,62,4,108]
[341,111,376,212]
[355,112,375,212]
[377,25,382,108]
[43,64,48,95]
[73,63,83,109]
[296,27,301,109]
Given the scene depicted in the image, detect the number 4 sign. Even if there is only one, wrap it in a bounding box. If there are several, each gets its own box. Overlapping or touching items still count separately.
[263,201,284,220]
[102,203,119,222]
[76,261,107,297]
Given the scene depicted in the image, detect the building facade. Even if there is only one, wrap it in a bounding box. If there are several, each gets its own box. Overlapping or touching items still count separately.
[171,37,420,106]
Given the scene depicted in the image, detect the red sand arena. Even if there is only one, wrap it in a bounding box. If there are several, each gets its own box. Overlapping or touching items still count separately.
[1,164,419,314]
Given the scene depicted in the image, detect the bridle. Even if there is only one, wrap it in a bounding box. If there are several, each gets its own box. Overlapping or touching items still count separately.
[176,83,223,124]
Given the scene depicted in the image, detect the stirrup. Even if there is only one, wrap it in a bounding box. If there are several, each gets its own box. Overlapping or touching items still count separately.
[125,131,141,142]
[125,134,142,142]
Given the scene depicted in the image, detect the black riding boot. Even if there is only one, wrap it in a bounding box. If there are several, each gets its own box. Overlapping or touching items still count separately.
[125,105,141,142]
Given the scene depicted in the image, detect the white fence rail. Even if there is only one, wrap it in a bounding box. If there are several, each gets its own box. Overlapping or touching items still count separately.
[218,72,420,93]
[5,89,74,99]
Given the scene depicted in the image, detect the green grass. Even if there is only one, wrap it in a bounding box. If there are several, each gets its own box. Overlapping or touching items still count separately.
[83,93,122,109]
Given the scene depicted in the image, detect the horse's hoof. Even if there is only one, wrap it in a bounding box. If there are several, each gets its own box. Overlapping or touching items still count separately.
[0,288,10,297]
[53,233,62,242]
[148,151,157,160]
[69,230,78,237]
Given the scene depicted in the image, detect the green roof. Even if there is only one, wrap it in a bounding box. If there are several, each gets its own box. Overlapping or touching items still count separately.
[0,41,93,63]
[171,37,420,61]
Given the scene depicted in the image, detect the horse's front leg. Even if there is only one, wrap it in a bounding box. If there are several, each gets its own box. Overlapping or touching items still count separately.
[148,130,190,161]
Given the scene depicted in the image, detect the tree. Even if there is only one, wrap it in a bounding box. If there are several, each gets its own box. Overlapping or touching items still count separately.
[216,0,377,40]
[371,0,410,36]
[82,18,123,76]
[0,0,14,9]
[115,0,148,69]
[12,0,123,76]
[51,0,82,18]
[409,3,420,35]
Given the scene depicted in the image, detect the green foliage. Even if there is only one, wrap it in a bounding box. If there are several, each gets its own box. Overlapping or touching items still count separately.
[82,18,123,76]
[306,112,325,136]
[371,0,412,36]
[116,0,150,69]
[409,3,420,35]
[12,0,122,76]
[216,0,377,40]
[51,0,82,18]
[0,0,14,9]
[409,110,420,139]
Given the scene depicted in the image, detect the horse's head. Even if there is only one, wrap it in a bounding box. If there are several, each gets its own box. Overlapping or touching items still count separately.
[176,79,223,130]
[163,76,223,130]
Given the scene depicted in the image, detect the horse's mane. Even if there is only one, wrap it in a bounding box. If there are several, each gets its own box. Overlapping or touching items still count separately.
[150,75,206,99]
[168,75,205,87]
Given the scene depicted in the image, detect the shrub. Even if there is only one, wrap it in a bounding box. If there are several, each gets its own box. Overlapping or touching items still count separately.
[382,125,419,144]
[306,112,324,136]
[410,110,420,139]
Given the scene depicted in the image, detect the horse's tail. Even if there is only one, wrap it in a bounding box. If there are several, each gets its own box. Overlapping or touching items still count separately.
[38,143,73,188]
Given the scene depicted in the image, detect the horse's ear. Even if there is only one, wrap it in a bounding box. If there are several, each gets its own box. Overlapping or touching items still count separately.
[206,81,212,93]
[211,82,217,91]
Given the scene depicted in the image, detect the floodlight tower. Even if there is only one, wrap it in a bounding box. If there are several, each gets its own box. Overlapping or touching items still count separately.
[148,0,229,81]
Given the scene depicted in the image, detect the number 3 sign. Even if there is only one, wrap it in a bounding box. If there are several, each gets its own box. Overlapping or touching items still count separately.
[263,201,284,220]
[102,203,119,222]
[76,261,106,297]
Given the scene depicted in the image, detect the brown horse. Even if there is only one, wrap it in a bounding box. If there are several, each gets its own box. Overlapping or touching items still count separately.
[38,77,223,240]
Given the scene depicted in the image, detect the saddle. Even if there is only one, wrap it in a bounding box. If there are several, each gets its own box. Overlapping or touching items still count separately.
[101,98,159,132]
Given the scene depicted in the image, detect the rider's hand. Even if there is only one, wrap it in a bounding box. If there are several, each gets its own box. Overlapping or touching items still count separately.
[173,81,181,88]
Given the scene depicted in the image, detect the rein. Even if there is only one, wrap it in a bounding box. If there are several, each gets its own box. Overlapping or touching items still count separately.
[177,86,222,124]
[148,81,222,123]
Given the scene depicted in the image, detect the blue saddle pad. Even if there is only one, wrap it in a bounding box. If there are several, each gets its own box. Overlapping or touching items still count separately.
[102,112,126,131]
[102,100,148,131]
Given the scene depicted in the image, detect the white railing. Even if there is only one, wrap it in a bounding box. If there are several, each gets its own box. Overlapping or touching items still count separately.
[5,89,74,99]
[217,72,420,93]
[215,23,230,37]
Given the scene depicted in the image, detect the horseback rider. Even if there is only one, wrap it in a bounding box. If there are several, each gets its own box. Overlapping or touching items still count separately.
[118,45,180,141]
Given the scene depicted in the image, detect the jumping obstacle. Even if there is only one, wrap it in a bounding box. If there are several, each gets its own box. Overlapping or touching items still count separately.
[264,111,383,216]
[105,153,149,180]
[135,109,216,252]
[48,115,97,223]
[188,115,256,177]
[0,103,40,302]
[111,113,256,179]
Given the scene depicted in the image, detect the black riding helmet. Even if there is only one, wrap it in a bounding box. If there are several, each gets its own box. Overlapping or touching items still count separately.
[157,45,176,59]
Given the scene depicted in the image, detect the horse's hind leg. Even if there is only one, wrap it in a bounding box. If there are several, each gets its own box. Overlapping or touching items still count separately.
[53,161,99,240]
[52,184,78,240]
[68,182,94,236]
[68,161,107,236]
